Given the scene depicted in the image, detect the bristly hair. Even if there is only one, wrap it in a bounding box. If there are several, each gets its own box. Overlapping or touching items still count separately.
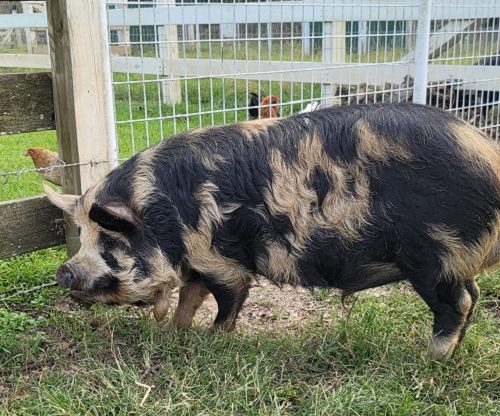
[95,103,500,293]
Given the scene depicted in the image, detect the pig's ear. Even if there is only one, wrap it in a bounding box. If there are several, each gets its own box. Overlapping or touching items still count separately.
[89,202,140,236]
[43,184,79,216]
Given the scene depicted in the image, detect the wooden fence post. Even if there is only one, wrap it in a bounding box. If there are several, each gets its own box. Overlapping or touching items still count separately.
[47,0,115,255]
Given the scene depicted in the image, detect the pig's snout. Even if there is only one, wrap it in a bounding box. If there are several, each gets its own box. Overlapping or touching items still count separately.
[56,263,76,288]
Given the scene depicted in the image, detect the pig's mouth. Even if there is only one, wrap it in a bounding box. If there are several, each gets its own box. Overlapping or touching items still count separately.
[58,267,122,305]
[69,289,120,305]
[69,289,152,308]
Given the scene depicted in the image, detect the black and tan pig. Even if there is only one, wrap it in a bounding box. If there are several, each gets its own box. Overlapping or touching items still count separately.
[45,103,500,358]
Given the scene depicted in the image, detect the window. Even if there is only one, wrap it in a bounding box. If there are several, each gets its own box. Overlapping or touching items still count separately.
[128,0,154,9]
[130,26,157,55]
[110,30,119,44]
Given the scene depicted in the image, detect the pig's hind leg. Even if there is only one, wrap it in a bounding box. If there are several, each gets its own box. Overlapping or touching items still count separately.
[410,275,473,359]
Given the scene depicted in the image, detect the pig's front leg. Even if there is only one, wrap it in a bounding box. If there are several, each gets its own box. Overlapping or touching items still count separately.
[162,279,211,331]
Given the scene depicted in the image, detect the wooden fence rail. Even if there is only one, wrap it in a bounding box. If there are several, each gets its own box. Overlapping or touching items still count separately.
[0,196,64,260]
[0,72,55,135]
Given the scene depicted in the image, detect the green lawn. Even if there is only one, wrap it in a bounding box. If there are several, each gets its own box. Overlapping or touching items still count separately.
[0,248,499,414]
[112,74,324,159]
[0,131,58,202]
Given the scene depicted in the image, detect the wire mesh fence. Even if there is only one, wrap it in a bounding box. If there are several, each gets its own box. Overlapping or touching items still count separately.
[106,0,500,162]
[427,8,500,139]
[0,0,499,203]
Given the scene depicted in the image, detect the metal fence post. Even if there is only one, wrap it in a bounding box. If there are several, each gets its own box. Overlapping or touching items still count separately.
[321,21,346,106]
[159,0,182,105]
[99,0,119,169]
[413,0,432,104]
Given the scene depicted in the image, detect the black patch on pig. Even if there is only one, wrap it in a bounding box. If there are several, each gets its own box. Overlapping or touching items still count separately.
[132,256,152,282]
[308,166,330,208]
[95,154,139,203]
[99,232,129,252]
[142,201,185,268]
[92,273,119,292]
[102,251,120,271]
[132,300,149,307]
[98,232,127,271]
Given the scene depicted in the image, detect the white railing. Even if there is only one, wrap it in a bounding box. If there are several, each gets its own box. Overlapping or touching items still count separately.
[1,1,500,28]
[1,0,499,143]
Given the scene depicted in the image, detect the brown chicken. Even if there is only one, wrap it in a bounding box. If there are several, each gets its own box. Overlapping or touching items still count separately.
[259,95,280,119]
[26,147,63,186]
[248,93,280,119]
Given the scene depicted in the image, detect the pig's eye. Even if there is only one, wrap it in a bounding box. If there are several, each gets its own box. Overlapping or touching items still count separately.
[77,226,81,236]
[100,234,118,251]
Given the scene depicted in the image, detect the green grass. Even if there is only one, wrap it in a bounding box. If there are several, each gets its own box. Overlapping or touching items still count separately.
[0,247,499,414]
[0,131,58,202]
[0,47,28,55]
[429,35,499,66]
[115,40,408,63]
[113,74,322,158]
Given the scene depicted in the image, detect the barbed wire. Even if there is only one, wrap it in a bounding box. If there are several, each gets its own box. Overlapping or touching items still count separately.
[0,158,130,185]
[0,282,58,303]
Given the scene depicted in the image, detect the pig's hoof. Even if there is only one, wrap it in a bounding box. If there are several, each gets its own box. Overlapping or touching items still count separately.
[427,334,458,359]
[161,321,176,332]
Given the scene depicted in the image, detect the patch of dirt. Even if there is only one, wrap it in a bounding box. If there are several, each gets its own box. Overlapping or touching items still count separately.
[482,299,500,318]
[0,385,31,408]
[52,297,81,314]
[196,282,418,332]
[193,281,338,332]
[169,281,409,332]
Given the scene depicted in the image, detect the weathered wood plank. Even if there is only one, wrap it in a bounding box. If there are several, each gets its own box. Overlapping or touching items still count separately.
[0,72,55,135]
[47,0,115,255]
[0,196,65,260]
